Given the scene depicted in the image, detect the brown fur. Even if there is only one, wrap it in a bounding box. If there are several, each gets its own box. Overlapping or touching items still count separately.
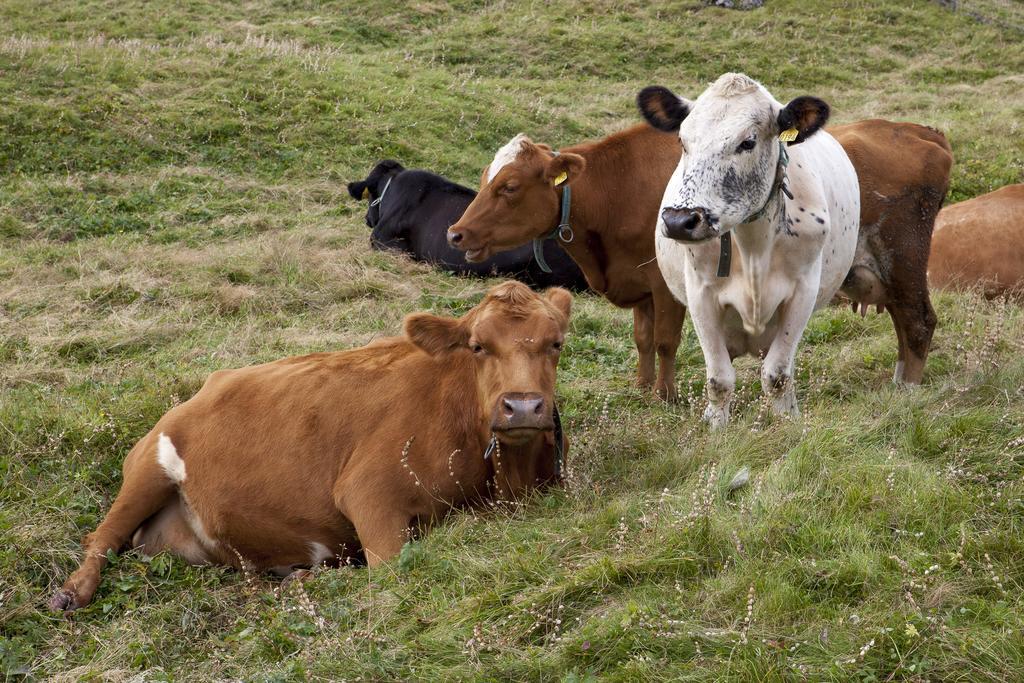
[49,282,572,612]
[831,119,954,384]
[449,125,686,401]
[929,184,1024,298]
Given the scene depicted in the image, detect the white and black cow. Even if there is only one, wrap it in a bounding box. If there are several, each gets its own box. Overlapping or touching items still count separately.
[638,73,860,427]
[348,161,588,290]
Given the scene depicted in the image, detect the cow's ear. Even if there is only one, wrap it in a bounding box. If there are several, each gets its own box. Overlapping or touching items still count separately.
[545,153,586,187]
[637,86,691,132]
[404,313,469,355]
[376,160,405,175]
[544,287,573,327]
[348,181,368,201]
[777,96,830,145]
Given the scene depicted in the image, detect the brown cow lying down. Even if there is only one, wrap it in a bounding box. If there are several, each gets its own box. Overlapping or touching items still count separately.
[929,183,1024,298]
[49,281,571,612]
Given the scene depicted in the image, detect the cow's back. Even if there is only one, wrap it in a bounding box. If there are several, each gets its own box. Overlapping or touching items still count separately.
[832,120,952,211]
[831,120,952,248]
[930,184,1024,297]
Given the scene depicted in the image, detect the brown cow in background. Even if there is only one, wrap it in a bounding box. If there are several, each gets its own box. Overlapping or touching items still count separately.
[832,120,954,384]
[447,126,687,402]
[50,281,572,612]
[929,183,1024,298]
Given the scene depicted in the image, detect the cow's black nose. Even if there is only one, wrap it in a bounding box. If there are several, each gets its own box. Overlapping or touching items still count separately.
[662,207,715,241]
[661,207,700,237]
[447,229,463,246]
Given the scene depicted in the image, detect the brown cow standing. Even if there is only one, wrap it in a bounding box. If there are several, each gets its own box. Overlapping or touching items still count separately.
[832,120,954,383]
[49,282,572,612]
[929,183,1024,298]
[447,126,686,402]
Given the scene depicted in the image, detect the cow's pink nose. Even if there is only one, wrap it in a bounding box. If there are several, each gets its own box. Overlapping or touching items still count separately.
[493,392,550,433]
[502,394,544,419]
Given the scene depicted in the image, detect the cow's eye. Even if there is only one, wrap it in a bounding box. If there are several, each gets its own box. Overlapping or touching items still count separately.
[552,341,562,351]
[471,343,485,354]
[500,184,518,195]
[737,138,757,152]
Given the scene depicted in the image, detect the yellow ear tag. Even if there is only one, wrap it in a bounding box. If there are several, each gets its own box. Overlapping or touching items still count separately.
[361,187,370,200]
[779,127,799,143]
[553,171,568,186]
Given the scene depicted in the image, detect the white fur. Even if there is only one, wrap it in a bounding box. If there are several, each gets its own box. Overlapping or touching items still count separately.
[308,541,334,567]
[487,133,528,183]
[156,433,186,483]
[656,74,860,427]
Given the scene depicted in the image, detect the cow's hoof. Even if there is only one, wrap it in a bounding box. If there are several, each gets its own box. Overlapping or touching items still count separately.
[47,588,79,613]
[702,404,729,430]
[280,568,312,590]
[655,383,679,404]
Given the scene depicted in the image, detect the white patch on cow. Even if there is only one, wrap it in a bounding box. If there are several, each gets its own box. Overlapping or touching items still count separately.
[156,433,186,483]
[487,133,528,183]
[308,541,334,567]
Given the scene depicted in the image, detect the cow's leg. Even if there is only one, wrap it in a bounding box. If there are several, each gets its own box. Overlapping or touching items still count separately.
[652,285,685,403]
[335,481,412,568]
[688,297,735,428]
[351,508,413,567]
[888,297,935,384]
[890,307,908,381]
[130,496,216,566]
[633,298,656,392]
[761,281,819,418]
[50,433,176,612]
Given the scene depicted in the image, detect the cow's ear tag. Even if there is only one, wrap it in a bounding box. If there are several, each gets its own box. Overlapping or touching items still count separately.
[779,127,799,143]
[553,171,568,186]
[361,187,370,200]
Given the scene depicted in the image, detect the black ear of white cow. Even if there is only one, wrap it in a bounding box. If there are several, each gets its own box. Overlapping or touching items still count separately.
[777,96,830,145]
[637,86,690,132]
[347,180,368,200]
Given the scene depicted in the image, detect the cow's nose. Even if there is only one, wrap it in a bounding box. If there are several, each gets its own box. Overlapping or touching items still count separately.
[447,228,463,246]
[493,392,550,434]
[661,207,705,240]
[502,394,545,419]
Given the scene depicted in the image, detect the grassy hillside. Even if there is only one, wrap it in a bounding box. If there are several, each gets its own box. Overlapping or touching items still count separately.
[2,1,1023,680]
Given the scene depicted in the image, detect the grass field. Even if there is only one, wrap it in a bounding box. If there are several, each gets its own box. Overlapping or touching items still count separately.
[2,1,1024,680]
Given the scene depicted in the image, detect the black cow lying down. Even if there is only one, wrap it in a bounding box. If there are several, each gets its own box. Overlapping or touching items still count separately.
[347,161,588,290]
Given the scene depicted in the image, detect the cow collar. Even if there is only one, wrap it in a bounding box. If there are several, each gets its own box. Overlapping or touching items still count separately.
[717,141,794,278]
[369,176,393,209]
[532,152,575,274]
[483,404,564,480]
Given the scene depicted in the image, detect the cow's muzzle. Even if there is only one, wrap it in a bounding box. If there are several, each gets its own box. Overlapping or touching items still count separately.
[491,392,553,439]
[661,207,717,242]
[447,226,491,262]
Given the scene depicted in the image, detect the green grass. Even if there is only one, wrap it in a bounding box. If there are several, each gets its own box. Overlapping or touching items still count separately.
[2,0,1024,680]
